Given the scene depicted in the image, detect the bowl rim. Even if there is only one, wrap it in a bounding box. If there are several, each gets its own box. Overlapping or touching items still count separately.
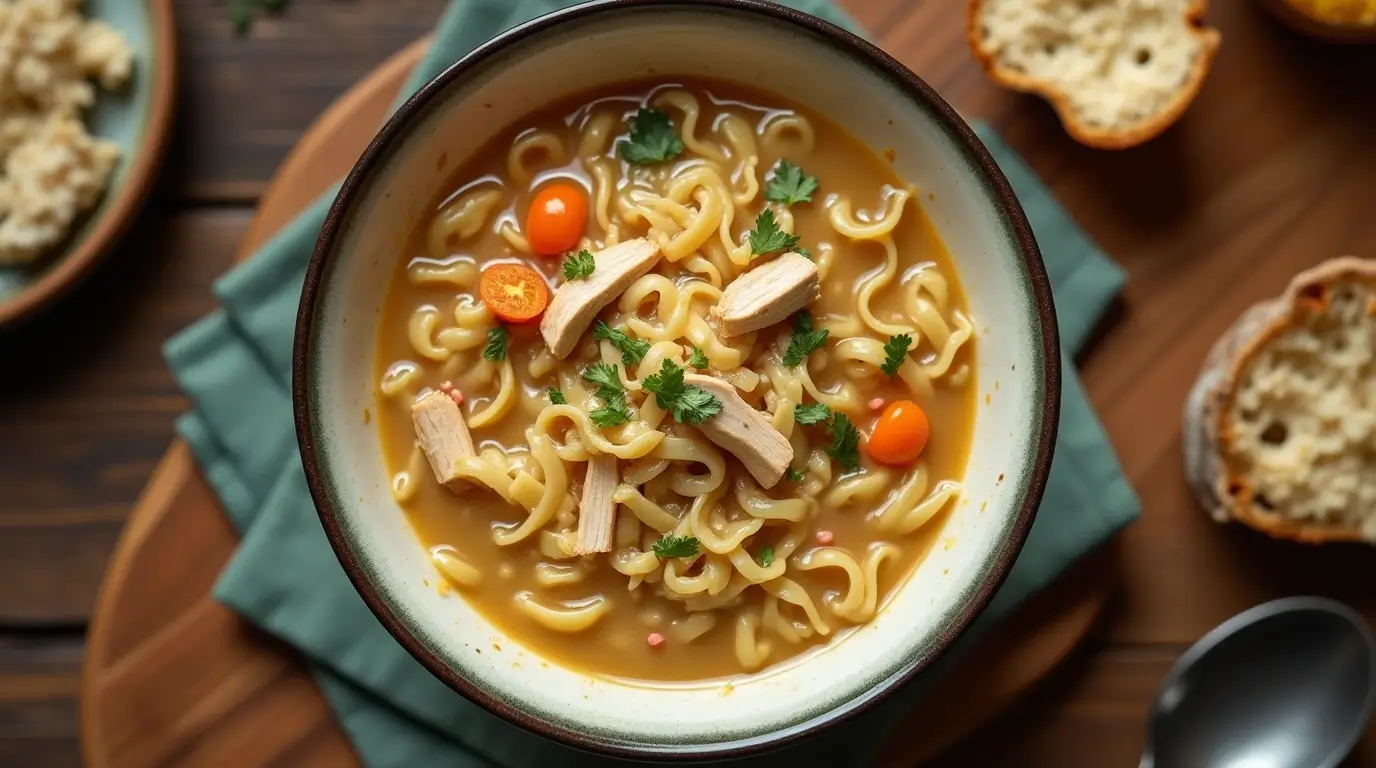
[293,0,1062,759]
[0,0,178,330]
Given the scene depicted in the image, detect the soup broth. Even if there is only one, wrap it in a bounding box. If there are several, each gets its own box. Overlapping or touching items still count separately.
[374,80,976,682]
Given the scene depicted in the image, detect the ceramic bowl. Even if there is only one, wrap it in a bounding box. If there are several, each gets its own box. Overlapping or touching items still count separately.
[0,0,176,328]
[295,0,1060,759]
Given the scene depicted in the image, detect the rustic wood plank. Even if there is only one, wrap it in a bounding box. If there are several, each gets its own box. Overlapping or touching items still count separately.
[169,0,448,202]
[0,635,83,768]
[0,211,246,624]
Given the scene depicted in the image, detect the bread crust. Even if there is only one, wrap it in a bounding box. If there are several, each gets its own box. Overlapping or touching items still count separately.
[965,0,1222,150]
[1257,0,1376,43]
[1183,256,1376,544]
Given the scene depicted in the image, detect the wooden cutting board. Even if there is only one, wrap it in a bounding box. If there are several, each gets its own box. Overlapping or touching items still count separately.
[80,38,1116,768]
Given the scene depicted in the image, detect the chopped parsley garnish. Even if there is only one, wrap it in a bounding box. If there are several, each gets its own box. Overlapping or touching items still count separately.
[785,467,805,483]
[757,546,776,567]
[547,387,566,405]
[581,363,634,427]
[826,413,862,472]
[641,359,722,426]
[781,311,830,367]
[594,321,650,366]
[589,397,634,428]
[794,402,832,426]
[581,362,624,400]
[562,249,596,280]
[653,534,700,559]
[230,0,286,36]
[617,108,684,165]
[687,345,710,370]
[747,209,801,257]
[482,326,509,362]
[881,333,913,376]
[764,160,819,206]
[796,246,813,260]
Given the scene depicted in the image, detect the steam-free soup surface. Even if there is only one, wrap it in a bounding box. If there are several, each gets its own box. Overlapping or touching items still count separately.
[375,79,976,682]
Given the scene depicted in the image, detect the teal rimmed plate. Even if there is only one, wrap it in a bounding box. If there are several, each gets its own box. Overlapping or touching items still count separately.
[0,0,176,328]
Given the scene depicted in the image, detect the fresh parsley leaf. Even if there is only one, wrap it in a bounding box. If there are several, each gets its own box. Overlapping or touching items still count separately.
[589,396,634,428]
[781,311,830,367]
[594,321,650,366]
[229,1,253,34]
[794,402,832,426]
[581,362,624,400]
[785,468,805,483]
[826,413,862,472]
[482,326,509,362]
[747,209,802,257]
[562,249,596,281]
[674,386,723,425]
[764,160,819,206]
[230,0,286,35]
[687,345,710,370]
[757,546,776,567]
[796,246,813,260]
[617,108,684,165]
[547,387,566,405]
[581,363,633,427]
[640,357,683,400]
[881,334,913,376]
[653,534,700,559]
[640,359,723,425]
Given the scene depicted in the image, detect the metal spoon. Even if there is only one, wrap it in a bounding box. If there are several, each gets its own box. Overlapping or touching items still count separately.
[1142,596,1376,768]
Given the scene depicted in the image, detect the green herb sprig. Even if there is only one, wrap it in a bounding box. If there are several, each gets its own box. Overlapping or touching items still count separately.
[617,108,684,165]
[594,321,649,366]
[781,311,829,367]
[653,534,700,559]
[764,160,819,206]
[641,360,722,426]
[747,209,801,257]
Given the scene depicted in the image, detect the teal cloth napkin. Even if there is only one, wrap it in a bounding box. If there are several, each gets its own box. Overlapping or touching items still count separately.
[163,1,1141,765]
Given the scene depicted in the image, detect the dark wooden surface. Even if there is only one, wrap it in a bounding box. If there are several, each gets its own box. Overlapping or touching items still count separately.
[2,0,1375,765]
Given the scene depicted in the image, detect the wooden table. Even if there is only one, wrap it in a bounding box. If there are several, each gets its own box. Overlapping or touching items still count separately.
[1,1,1373,765]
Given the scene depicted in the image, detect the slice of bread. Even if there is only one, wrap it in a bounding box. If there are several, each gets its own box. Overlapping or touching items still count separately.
[1183,257,1376,544]
[967,0,1222,149]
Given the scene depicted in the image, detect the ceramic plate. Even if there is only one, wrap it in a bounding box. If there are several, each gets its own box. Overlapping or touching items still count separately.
[0,0,176,328]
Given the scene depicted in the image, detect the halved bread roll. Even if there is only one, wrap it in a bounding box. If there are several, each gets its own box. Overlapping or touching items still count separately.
[966,0,1222,149]
[1183,256,1376,543]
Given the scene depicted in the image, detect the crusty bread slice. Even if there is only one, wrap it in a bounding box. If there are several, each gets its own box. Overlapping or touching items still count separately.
[1183,257,1376,544]
[967,0,1222,149]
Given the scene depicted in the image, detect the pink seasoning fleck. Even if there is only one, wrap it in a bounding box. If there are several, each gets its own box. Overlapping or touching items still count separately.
[448,390,465,407]
[815,530,834,545]
[647,632,665,648]
[868,397,885,411]
[439,381,454,393]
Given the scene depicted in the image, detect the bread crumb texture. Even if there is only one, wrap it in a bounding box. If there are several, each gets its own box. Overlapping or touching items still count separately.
[0,0,132,266]
[1225,279,1376,538]
[975,0,1211,132]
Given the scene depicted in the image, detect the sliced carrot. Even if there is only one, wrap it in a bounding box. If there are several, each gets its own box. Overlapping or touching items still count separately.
[526,182,588,256]
[867,399,930,466]
[480,263,550,323]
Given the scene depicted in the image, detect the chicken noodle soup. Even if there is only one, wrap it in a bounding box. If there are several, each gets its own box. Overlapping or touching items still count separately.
[375,80,976,681]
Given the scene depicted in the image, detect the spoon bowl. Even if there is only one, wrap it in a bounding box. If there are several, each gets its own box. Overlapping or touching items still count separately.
[1144,596,1376,768]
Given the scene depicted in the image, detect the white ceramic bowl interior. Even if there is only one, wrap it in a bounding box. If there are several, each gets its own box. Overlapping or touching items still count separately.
[302,1,1054,754]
